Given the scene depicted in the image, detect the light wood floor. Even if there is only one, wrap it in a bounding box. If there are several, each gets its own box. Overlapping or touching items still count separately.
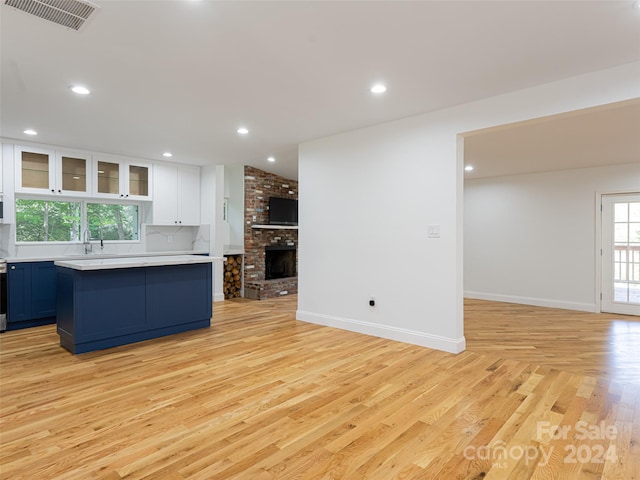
[0,296,638,479]
[465,298,640,385]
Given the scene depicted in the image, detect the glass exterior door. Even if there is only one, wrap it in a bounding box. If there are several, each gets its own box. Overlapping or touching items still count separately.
[602,194,640,316]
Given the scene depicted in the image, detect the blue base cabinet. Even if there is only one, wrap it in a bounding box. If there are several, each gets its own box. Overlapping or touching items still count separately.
[7,262,57,330]
[56,263,212,354]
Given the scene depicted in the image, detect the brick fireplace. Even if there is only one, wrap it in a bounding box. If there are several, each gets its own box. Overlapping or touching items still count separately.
[243,166,298,300]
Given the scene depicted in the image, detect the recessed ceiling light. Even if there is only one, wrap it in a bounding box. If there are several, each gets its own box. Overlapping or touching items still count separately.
[163,152,173,157]
[267,156,275,163]
[70,85,90,95]
[237,127,249,135]
[464,165,474,172]
[370,83,387,94]
[23,129,37,135]
[633,0,640,10]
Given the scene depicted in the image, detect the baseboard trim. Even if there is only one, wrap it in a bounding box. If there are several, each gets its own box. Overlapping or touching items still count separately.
[464,291,596,313]
[213,293,226,303]
[296,310,466,354]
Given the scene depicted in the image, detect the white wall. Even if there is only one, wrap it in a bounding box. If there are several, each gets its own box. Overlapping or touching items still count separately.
[297,62,640,354]
[201,164,225,302]
[464,163,640,312]
[222,164,245,253]
[298,118,464,352]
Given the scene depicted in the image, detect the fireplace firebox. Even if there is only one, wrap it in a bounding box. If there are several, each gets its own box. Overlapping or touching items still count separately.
[265,245,296,280]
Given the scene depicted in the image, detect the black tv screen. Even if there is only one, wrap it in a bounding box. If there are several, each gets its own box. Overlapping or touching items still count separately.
[269,197,298,226]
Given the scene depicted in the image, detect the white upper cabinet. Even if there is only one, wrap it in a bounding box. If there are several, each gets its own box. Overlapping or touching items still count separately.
[0,144,4,194]
[152,164,200,225]
[15,146,92,196]
[178,165,200,225]
[93,157,152,201]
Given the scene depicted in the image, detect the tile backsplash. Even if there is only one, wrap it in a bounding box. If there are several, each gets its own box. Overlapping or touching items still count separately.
[0,223,210,259]
[144,224,210,252]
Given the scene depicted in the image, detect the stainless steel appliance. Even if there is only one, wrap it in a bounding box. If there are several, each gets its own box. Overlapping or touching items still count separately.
[0,259,6,332]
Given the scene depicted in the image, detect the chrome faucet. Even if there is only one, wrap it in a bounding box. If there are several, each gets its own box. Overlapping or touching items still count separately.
[83,228,92,254]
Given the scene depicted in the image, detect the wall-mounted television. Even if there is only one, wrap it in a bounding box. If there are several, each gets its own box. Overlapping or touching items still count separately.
[269,197,298,226]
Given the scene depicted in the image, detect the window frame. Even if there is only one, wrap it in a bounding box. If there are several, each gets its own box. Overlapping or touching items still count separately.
[85,201,141,242]
[14,194,143,245]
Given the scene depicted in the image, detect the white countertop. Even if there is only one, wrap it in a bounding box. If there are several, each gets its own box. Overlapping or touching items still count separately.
[6,250,210,263]
[55,254,224,271]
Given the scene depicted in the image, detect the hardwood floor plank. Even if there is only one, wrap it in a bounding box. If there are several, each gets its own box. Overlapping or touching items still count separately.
[1,296,638,479]
[465,298,640,385]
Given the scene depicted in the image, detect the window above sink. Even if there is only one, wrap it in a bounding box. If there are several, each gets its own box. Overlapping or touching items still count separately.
[15,199,140,243]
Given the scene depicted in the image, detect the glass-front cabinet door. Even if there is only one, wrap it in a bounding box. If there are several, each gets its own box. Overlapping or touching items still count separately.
[96,160,121,197]
[15,146,55,194]
[128,163,150,199]
[57,152,91,196]
[93,157,152,200]
[15,146,91,196]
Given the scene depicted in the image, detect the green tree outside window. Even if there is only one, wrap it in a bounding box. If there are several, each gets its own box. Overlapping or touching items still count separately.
[86,203,138,241]
[15,199,139,242]
[16,199,81,242]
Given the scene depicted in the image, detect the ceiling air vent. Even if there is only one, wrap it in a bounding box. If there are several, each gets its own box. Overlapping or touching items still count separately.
[4,0,100,31]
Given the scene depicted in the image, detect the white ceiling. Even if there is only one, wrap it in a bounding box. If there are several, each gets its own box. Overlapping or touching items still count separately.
[1,1,639,181]
[464,99,640,179]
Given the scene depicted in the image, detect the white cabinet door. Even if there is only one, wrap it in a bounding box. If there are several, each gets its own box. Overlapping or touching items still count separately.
[0,144,4,194]
[55,151,92,196]
[152,164,200,225]
[177,166,200,226]
[126,161,152,201]
[152,164,179,224]
[14,145,56,194]
[94,158,124,199]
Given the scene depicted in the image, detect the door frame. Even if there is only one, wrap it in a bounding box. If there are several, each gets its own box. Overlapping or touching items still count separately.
[595,189,640,314]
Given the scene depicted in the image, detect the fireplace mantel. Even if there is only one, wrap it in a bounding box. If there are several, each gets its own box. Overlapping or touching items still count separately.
[251,224,298,230]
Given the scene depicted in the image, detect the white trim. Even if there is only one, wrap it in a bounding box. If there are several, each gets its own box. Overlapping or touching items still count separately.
[456,134,465,341]
[464,291,596,313]
[213,293,225,303]
[296,310,466,354]
[595,189,640,314]
[595,191,603,313]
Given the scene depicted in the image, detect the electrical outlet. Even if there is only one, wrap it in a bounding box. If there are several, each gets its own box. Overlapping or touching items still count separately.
[167,235,173,243]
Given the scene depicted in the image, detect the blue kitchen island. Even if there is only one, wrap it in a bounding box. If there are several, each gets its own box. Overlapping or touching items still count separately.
[55,255,221,354]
